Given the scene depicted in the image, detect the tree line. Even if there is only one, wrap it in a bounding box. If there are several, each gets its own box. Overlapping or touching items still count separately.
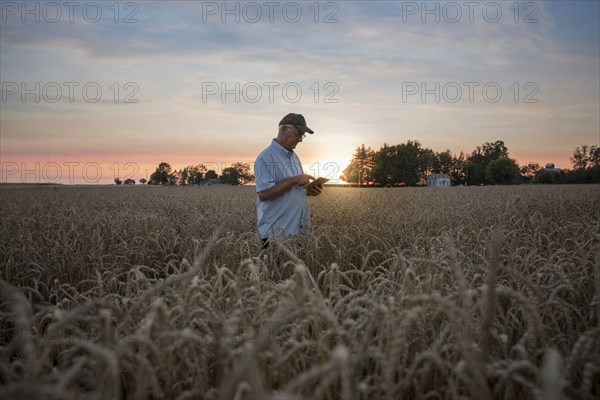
[114,162,255,186]
[341,141,600,186]
[148,162,253,186]
[115,142,599,186]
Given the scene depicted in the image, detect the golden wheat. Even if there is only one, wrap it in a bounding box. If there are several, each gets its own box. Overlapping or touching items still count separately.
[1,184,599,399]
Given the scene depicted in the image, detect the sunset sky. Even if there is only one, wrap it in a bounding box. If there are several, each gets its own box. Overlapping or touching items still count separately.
[1,0,599,184]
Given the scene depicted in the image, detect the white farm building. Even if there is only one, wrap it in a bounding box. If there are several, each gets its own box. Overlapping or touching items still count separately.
[427,173,451,187]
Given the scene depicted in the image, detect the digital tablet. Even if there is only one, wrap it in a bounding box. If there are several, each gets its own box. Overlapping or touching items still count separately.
[303,177,330,190]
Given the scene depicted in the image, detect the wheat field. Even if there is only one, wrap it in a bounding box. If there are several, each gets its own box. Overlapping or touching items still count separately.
[1,184,599,400]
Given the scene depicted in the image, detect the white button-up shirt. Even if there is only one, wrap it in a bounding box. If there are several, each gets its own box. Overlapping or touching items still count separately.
[254,139,310,239]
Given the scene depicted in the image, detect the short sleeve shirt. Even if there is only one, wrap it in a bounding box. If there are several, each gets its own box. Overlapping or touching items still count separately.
[254,139,310,239]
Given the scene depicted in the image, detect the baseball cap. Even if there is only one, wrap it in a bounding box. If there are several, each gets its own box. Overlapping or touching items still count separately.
[278,113,314,134]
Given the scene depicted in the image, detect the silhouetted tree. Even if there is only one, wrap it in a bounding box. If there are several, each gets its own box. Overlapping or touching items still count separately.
[205,170,218,180]
[371,141,430,186]
[231,162,254,185]
[114,178,122,185]
[466,141,509,185]
[189,164,206,185]
[584,165,600,183]
[571,145,591,171]
[221,167,240,185]
[571,145,599,171]
[395,141,422,186]
[178,164,205,185]
[418,146,436,182]
[520,163,542,181]
[343,145,376,186]
[372,144,399,186]
[450,152,467,185]
[433,150,453,174]
[534,169,565,184]
[485,157,520,185]
[176,168,187,186]
[149,162,176,185]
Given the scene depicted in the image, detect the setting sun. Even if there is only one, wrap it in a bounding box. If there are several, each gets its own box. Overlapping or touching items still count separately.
[303,156,351,184]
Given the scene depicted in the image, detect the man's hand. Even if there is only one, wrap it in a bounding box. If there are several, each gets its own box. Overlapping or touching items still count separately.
[257,174,315,202]
[295,174,315,187]
[306,183,323,197]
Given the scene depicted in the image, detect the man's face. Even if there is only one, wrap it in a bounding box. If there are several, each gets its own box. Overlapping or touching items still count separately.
[279,125,305,151]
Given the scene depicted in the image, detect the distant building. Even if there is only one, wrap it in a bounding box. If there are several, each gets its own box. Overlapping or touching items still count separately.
[203,178,223,186]
[427,173,451,187]
[543,163,563,173]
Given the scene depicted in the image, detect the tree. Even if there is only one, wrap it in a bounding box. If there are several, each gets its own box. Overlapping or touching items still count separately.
[396,141,422,186]
[465,161,485,185]
[370,141,428,187]
[176,168,187,186]
[231,162,254,185]
[433,150,453,174]
[571,145,590,171]
[466,141,509,185]
[584,164,600,183]
[450,152,467,185]
[205,170,219,180]
[342,145,376,186]
[139,178,147,184]
[591,146,600,166]
[221,167,240,185]
[178,164,205,185]
[371,143,397,187]
[114,177,122,185]
[124,178,136,185]
[534,169,564,184]
[149,162,176,185]
[485,157,520,185]
[520,163,541,181]
[418,146,436,182]
[190,165,206,185]
[571,145,599,171]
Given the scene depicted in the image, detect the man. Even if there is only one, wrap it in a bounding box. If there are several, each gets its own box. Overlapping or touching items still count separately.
[254,113,323,247]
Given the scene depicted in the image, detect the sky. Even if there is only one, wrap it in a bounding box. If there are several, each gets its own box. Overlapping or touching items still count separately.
[1,0,599,184]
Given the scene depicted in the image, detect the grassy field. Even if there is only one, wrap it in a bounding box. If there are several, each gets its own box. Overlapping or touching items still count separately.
[1,184,599,399]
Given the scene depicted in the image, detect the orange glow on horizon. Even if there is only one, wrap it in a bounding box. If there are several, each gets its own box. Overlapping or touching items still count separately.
[0,148,577,185]
[303,156,351,184]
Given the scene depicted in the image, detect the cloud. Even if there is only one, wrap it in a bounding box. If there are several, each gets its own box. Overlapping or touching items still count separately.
[1,0,598,179]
